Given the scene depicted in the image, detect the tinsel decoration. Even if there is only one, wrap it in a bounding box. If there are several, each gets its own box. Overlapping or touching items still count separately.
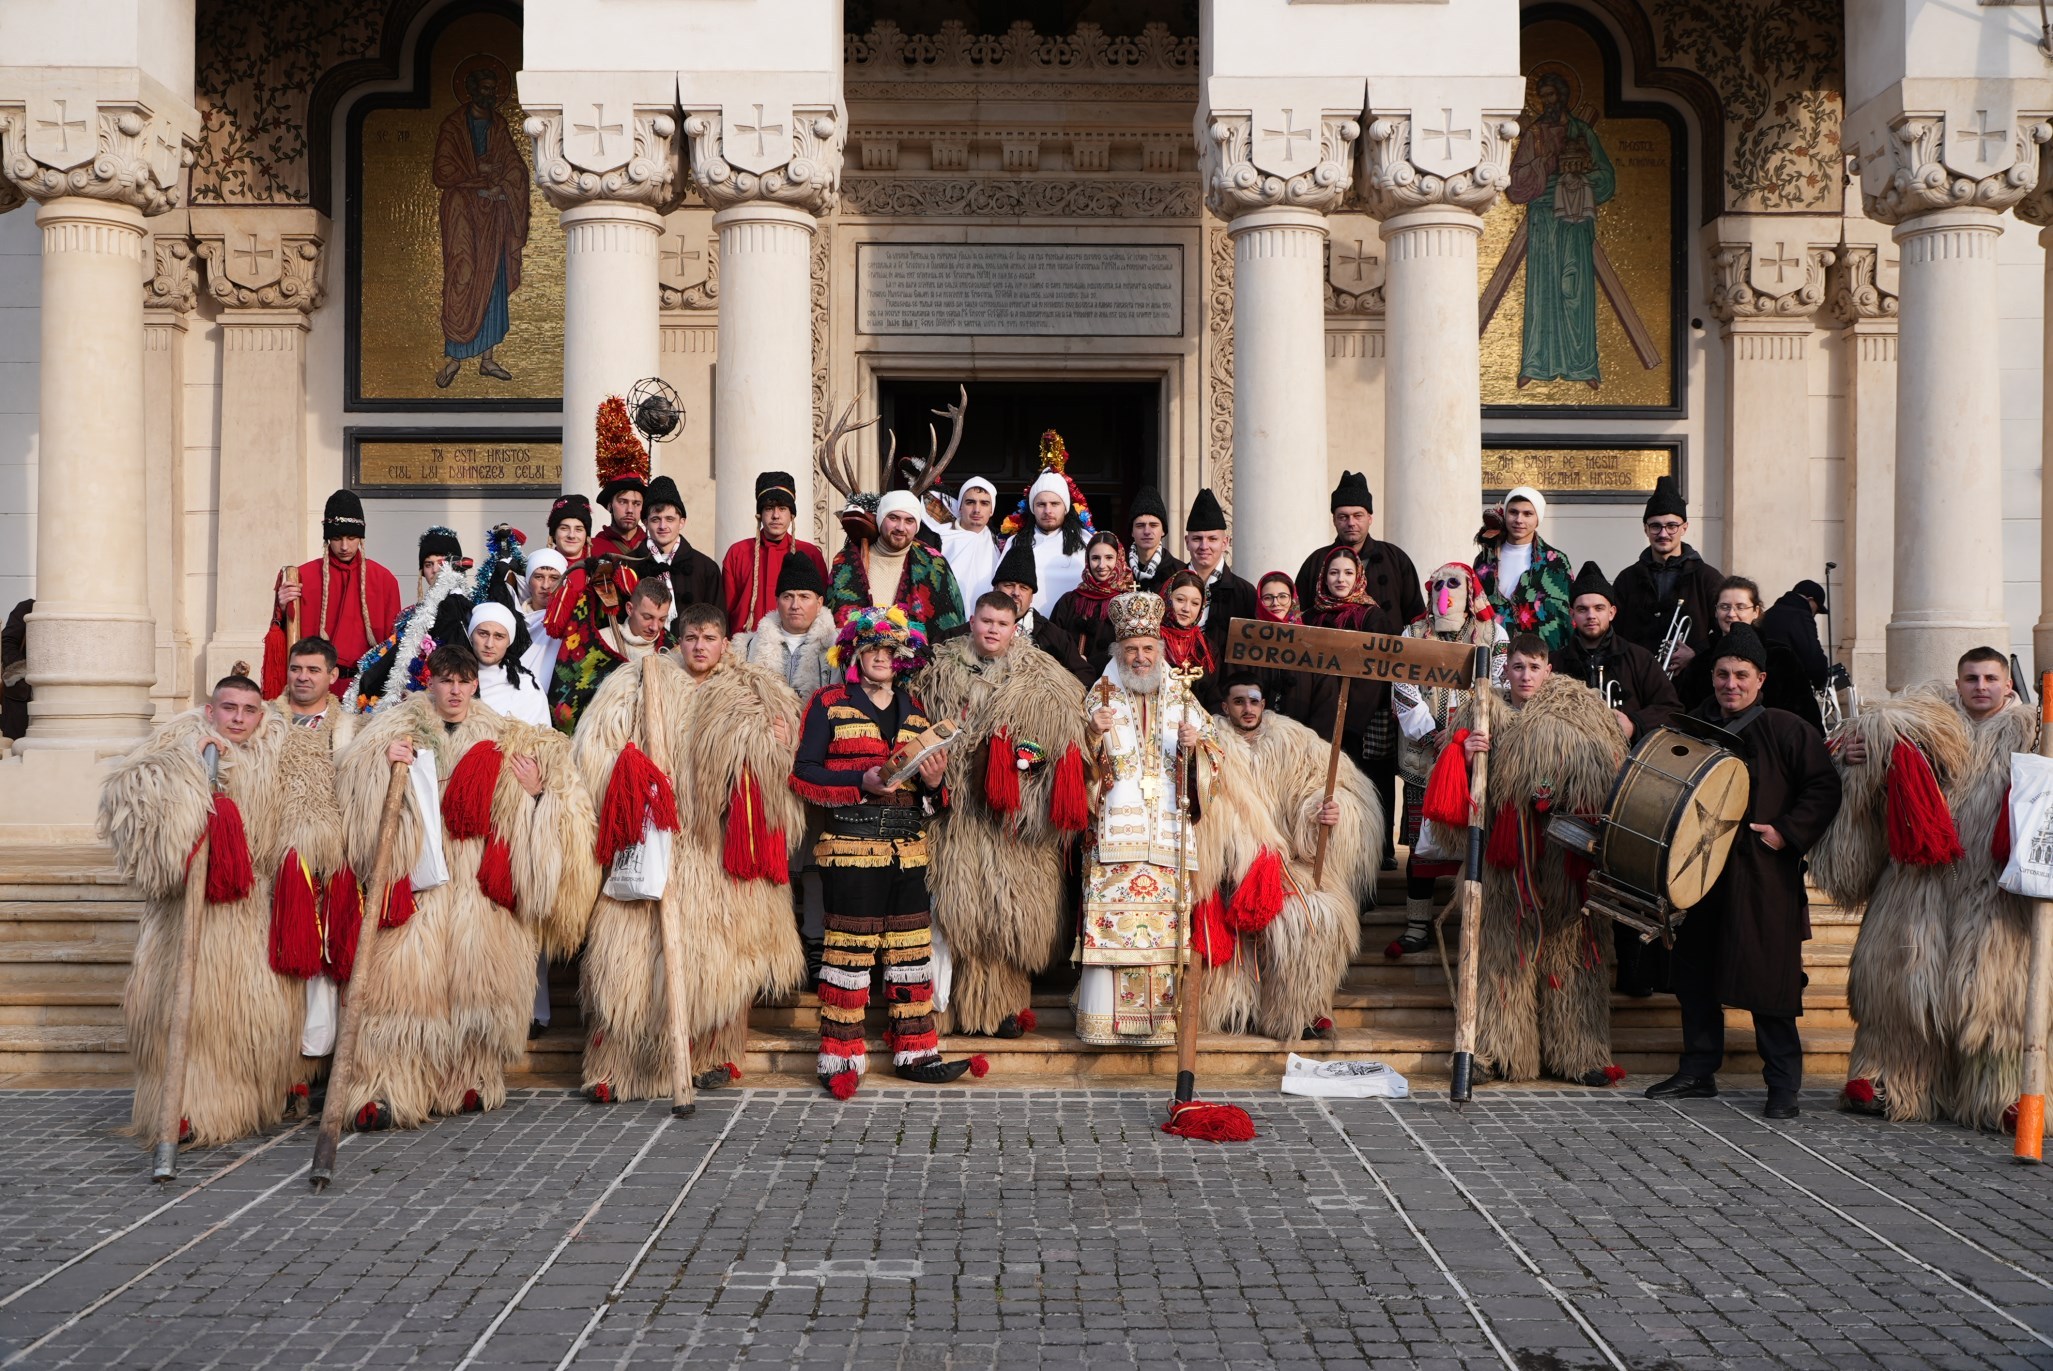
[594,395,650,491]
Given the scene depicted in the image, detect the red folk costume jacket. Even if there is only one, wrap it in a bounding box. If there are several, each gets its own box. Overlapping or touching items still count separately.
[722,535,829,634]
[261,552,402,698]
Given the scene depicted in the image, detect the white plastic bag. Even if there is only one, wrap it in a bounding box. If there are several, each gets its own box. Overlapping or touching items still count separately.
[301,974,338,1057]
[603,822,672,902]
[1410,818,1460,865]
[930,919,953,1013]
[2000,751,2053,899]
[1279,1052,1409,1099]
[406,750,449,894]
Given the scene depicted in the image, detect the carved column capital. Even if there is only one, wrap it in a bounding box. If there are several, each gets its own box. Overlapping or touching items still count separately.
[1351,79,1526,221]
[658,208,717,310]
[191,206,327,313]
[1829,243,1899,325]
[522,80,683,212]
[1324,213,1384,317]
[680,99,843,216]
[1706,219,1837,322]
[1198,90,1360,219]
[0,75,197,216]
[146,236,198,314]
[1848,102,2051,225]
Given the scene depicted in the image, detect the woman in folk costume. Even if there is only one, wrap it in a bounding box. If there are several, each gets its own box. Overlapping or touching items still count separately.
[1245,571,1339,730]
[1157,569,1219,711]
[1048,531,1136,686]
[1386,563,1508,958]
[1471,486,1575,651]
[1815,650,2037,1128]
[573,609,807,1100]
[997,430,1094,614]
[332,644,598,1129]
[912,591,1092,1039]
[790,607,986,1096]
[1303,545,1379,633]
[1207,673,1384,1042]
[100,674,336,1145]
[1442,637,1628,1083]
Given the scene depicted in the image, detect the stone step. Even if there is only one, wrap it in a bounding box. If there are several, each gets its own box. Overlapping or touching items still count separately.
[0,934,138,964]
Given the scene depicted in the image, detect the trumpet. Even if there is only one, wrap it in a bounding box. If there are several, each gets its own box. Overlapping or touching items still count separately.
[1595,666,1624,710]
[1657,602,1691,674]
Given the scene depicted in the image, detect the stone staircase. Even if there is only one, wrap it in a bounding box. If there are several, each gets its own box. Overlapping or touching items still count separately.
[0,844,1856,1089]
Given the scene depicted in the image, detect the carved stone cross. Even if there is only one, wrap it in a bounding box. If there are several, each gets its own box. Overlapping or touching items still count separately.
[1335,239,1378,285]
[574,102,625,158]
[232,233,275,279]
[662,235,701,277]
[1761,241,1802,287]
[1955,108,2008,164]
[1421,108,1472,162]
[37,99,88,156]
[1262,109,1313,162]
[733,103,784,160]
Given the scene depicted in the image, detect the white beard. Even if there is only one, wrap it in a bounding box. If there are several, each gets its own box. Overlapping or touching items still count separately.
[1109,656,1164,696]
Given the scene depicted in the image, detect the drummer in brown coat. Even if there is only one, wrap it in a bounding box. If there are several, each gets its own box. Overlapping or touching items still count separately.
[1644,623,1841,1119]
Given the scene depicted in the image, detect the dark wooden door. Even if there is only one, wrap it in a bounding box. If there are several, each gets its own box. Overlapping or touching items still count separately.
[877,379,1160,536]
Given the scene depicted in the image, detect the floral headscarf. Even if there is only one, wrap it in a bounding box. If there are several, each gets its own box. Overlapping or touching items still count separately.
[1073,531,1137,612]
[1159,569,1216,674]
[827,606,931,682]
[1306,546,1375,632]
[1256,570,1301,624]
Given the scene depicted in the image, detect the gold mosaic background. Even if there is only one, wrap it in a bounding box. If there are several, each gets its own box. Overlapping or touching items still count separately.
[355,10,563,403]
[1482,445,1673,495]
[1479,19,1674,409]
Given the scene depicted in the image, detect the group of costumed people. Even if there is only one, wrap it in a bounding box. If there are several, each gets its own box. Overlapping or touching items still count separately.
[95,385,2043,1145]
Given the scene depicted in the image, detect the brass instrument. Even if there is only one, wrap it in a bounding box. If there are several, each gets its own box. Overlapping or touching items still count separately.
[1596,667,1624,711]
[1657,601,1690,673]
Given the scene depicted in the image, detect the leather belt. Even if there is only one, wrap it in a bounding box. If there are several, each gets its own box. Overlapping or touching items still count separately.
[826,804,926,841]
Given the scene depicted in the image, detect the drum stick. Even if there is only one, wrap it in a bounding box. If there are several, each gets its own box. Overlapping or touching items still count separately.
[2014,675,2053,1163]
[1449,695,1492,1106]
[1312,679,1351,886]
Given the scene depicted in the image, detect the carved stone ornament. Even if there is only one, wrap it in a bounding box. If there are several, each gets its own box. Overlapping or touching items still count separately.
[683,103,844,215]
[2013,136,2053,228]
[1707,240,1833,321]
[145,234,199,313]
[1355,111,1519,219]
[1828,244,1898,324]
[1326,215,1385,316]
[1850,108,2051,225]
[195,228,324,312]
[0,88,196,216]
[845,20,1197,78]
[1200,109,1359,218]
[658,210,715,310]
[522,101,681,211]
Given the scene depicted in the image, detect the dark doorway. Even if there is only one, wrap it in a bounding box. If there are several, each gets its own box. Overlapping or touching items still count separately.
[877,378,1160,536]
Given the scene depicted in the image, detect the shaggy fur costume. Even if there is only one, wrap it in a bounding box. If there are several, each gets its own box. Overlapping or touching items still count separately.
[334,695,597,1127]
[271,704,356,1087]
[101,708,308,1145]
[1187,734,1291,1035]
[572,651,806,1098]
[1461,678,1626,1082]
[739,613,839,699]
[911,637,1088,1033]
[1207,711,1382,1040]
[1813,691,1972,1122]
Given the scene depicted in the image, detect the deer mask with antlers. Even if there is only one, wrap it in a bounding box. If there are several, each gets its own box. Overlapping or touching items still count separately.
[816,386,968,544]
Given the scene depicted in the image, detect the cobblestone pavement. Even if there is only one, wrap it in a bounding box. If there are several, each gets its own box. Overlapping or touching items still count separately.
[3,1086,2053,1369]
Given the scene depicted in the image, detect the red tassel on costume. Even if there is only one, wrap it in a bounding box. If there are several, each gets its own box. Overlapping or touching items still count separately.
[816,983,868,1010]
[595,742,679,866]
[1844,1077,1876,1105]
[1995,784,2014,867]
[1887,739,1963,865]
[324,868,361,982]
[722,770,789,884]
[1162,1099,1257,1142]
[1016,1008,1038,1033]
[1192,894,1234,967]
[200,795,255,905]
[828,1070,860,1100]
[379,875,416,929]
[1485,802,1521,871]
[478,834,516,914]
[267,850,322,978]
[968,1055,990,1078]
[1602,1065,1627,1085]
[984,728,1021,814]
[1225,847,1286,933]
[442,741,504,840]
[1419,731,1473,828]
[725,1062,741,1081]
[1050,744,1089,832]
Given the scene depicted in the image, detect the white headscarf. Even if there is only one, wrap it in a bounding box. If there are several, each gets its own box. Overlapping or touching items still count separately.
[940,477,1003,605]
[960,476,997,504]
[467,601,517,637]
[1503,485,1547,525]
[876,489,922,525]
[524,548,567,601]
[1028,470,1070,512]
[519,552,567,685]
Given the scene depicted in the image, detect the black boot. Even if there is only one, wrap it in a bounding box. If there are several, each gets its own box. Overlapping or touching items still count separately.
[895,1057,972,1084]
[1644,1073,1717,1100]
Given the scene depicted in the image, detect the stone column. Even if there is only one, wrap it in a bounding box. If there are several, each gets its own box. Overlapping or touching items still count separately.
[1358,84,1525,569]
[682,96,844,554]
[1197,83,1360,579]
[0,86,196,750]
[142,218,198,718]
[191,207,325,689]
[1706,219,1836,601]
[1849,108,2048,688]
[2020,165,2053,677]
[520,81,681,495]
[1828,240,1898,695]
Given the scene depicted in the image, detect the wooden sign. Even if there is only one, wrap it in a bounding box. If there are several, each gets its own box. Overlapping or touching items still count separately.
[1222,618,1487,688]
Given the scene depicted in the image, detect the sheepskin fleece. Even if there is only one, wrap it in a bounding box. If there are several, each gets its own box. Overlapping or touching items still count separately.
[572,651,805,1099]
[1820,690,1972,1122]
[1191,732,1290,1036]
[739,613,839,698]
[334,694,597,1128]
[1457,678,1625,1082]
[1210,711,1383,1040]
[100,708,307,1146]
[912,637,1088,1033]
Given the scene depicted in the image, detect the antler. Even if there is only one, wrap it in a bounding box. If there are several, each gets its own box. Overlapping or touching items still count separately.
[908,385,968,497]
[816,398,880,499]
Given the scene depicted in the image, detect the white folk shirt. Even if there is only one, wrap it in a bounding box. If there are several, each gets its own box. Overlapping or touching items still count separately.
[1087,667,1217,870]
[478,662,550,728]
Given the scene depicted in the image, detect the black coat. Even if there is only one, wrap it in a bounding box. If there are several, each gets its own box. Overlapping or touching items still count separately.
[1759,592,1829,689]
[1294,535,1425,633]
[1675,631,1824,734]
[1552,631,1680,742]
[1197,568,1260,670]
[1047,592,1116,685]
[1612,544,1723,664]
[1129,548,1187,595]
[639,539,724,617]
[1671,702,1842,1017]
[1023,610,1090,681]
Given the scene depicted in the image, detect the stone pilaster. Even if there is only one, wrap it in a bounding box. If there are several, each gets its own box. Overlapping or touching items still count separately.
[657,207,718,534]
[0,78,197,750]
[142,214,197,720]
[520,76,683,496]
[191,206,327,692]
[2018,152,2053,681]
[1197,78,1360,576]
[1325,213,1385,509]
[680,89,844,554]
[1848,102,2049,687]
[1357,78,1524,570]
[1828,233,1899,697]
[1706,218,1836,604]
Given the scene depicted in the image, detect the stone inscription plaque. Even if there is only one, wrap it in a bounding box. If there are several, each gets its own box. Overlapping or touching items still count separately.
[350,431,563,495]
[857,243,1183,337]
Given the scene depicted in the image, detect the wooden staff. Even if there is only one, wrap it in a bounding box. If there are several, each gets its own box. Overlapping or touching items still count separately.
[2016,674,2053,1163]
[152,743,220,1182]
[309,758,412,1191]
[642,655,696,1117]
[1310,679,1352,886]
[283,565,302,646]
[1171,709,1202,1108]
[1448,691,1494,1106]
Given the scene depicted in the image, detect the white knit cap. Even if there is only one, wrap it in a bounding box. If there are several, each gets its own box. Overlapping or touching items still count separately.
[1504,485,1547,524]
[959,476,997,500]
[468,601,517,636]
[875,489,923,525]
[1029,470,1070,508]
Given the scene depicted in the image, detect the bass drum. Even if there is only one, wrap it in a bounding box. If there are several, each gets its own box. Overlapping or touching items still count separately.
[1598,726,1751,910]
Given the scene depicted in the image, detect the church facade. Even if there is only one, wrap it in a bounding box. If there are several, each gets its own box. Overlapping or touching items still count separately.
[0,0,2045,829]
